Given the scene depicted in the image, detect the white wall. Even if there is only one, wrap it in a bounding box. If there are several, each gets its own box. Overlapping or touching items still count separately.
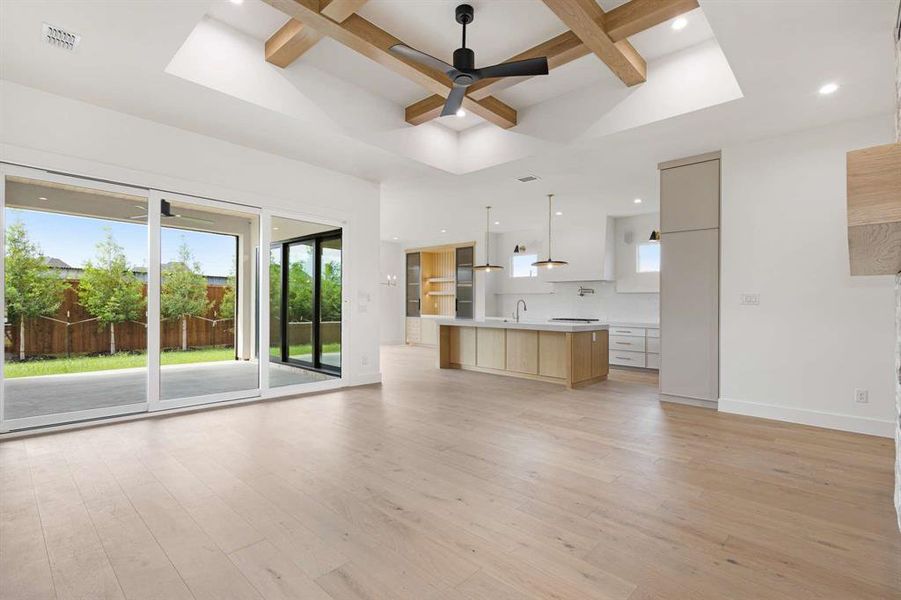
[0,80,382,385]
[615,213,660,293]
[719,114,896,437]
[379,241,404,345]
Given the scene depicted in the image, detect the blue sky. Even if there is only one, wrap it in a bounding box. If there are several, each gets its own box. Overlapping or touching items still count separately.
[6,208,236,276]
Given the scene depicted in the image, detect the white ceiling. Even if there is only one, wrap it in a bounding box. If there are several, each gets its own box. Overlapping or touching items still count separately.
[0,1,897,244]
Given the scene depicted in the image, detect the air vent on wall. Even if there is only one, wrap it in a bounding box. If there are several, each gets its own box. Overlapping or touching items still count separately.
[516,175,541,183]
[42,23,80,51]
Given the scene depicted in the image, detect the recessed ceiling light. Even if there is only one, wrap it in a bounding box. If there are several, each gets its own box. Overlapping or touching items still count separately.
[392,236,399,240]
[272,226,279,231]
[633,198,643,204]
[440,229,447,233]
[494,221,500,225]
[818,82,839,95]
[555,211,563,216]
[38,196,47,201]
[230,0,244,5]
[456,108,466,118]
[671,17,687,31]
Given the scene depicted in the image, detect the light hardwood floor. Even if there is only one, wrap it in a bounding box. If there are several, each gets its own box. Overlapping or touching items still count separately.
[1,344,898,600]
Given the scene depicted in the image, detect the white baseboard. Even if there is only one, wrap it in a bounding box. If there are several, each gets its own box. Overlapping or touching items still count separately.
[718,398,895,438]
[347,372,382,386]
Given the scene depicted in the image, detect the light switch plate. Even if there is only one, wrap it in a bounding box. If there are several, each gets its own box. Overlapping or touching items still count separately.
[740,293,760,306]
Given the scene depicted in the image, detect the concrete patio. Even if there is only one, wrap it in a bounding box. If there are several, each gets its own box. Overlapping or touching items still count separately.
[4,360,335,420]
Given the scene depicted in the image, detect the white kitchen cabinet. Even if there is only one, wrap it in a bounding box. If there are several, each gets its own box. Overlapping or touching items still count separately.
[420,317,439,346]
[607,325,658,370]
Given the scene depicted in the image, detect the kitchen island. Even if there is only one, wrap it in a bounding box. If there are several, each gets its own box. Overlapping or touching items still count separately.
[436,318,609,389]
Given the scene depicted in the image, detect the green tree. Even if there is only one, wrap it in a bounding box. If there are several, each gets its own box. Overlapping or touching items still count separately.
[218,273,236,321]
[77,229,146,355]
[161,241,210,351]
[4,222,69,360]
[217,259,236,321]
[320,260,342,322]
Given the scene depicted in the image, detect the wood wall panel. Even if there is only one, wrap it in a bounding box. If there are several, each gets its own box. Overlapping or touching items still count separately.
[847,142,901,275]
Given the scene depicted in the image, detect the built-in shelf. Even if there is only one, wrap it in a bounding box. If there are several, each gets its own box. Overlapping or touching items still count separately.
[427,277,455,283]
[427,291,455,296]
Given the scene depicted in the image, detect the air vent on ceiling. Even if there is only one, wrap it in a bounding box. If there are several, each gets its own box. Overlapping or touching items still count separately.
[516,175,541,183]
[42,23,80,51]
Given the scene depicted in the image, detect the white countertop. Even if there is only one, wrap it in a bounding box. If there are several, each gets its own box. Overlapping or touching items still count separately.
[608,321,659,329]
[434,318,610,333]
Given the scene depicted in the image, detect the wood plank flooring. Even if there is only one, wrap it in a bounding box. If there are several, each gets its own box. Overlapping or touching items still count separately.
[1,344,898,599]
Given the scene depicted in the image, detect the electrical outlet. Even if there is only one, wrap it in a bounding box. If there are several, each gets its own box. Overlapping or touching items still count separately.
[854,389,868,404]
[740,293,760,306]
[361,354,369,367]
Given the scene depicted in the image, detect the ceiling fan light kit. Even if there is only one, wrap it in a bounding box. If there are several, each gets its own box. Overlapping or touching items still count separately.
[473,205,503,272]
[389,4,549,118]
[532,193,569,269]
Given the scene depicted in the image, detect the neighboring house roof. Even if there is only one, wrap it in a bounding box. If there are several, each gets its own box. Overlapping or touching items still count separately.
[45,260,228,286]
[44,257,72,269]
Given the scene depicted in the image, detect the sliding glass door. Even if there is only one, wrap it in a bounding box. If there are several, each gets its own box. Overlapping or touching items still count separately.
[287,239,315,366]
[269,224,342,378]
[156,193,259,408]
[0,166,345,432]
[1,168,150,429]
[319,235,342,371]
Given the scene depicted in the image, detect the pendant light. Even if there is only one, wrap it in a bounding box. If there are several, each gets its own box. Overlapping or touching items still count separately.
[473,206,503,272]
[532,194,568,269]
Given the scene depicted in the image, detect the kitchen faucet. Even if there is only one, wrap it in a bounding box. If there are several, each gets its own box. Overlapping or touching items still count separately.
[514,299,527,323]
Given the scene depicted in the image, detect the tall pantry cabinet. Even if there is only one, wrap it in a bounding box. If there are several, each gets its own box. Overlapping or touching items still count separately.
[658,152,720,404]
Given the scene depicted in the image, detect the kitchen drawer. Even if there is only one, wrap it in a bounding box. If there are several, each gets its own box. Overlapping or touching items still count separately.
[646,353,660,369]
[610,335,646,352]
[610,326,646,337]
[609,350,646,368]
[646,328,659,338]
[646,337,660,353]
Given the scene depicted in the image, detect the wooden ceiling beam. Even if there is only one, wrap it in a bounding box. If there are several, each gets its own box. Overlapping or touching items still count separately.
[265,0,368,68]
[265,19,322,68]
[263,0,518,128]
[540,0,646,86]
[604,0,699,41]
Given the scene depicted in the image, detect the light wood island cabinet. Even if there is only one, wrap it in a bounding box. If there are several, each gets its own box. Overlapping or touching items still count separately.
[438,320,608,389]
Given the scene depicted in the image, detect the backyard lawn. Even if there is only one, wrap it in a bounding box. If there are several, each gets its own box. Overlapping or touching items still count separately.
[4,343,341,378]
[5,347,234,378]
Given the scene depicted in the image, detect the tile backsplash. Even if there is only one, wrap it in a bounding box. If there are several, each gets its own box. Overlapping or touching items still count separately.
[492,281,659,324]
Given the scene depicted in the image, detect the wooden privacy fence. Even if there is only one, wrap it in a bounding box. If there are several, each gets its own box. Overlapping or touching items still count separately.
[4,281,234,358]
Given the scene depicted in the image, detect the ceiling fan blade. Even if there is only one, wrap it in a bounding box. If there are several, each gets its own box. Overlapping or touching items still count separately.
[475,56,549,80]
[440,84,467,117]
[176,216,216,225]
[389,44,456,76]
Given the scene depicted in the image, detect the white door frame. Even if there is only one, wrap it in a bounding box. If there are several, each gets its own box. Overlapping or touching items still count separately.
[0,164,151,432]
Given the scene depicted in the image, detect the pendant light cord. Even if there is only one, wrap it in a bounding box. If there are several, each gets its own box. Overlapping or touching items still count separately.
[547,194,553,261]
[485,206,490,260]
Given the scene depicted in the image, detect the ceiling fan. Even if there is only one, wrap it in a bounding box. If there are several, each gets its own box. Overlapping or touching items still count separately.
[128,200,215,225]
[389,3,549,118]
